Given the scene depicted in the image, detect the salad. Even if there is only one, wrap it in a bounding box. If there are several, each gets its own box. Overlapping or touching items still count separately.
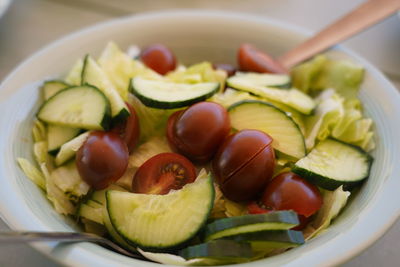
[17,41,374,265]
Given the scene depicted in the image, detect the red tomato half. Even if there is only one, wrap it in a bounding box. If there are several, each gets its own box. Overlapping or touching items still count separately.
[261,172,323,218]
[132,153,196,195]
[238,43,288,74]
[76,131,129,190]
[111,103,140,153]
[140,44,176,75]
[213,130,275,201]
[166,102,231,163]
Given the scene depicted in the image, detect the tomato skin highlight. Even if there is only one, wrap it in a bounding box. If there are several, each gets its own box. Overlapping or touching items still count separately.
[213,130,275,201]
[261,172,323,218]
[238,43,288,74]
[140,44,176,75]
[166,102,231,163]
[76,131,129,190]
[111,102,140,153]
[132,152,197,195]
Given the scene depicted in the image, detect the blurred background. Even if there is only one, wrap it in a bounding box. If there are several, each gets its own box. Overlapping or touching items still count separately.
[0,0,399,266]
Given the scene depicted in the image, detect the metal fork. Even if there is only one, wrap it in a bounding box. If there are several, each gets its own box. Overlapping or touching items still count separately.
[0,231,148,261]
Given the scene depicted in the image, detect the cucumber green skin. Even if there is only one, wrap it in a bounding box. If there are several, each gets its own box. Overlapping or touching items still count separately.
[204,211,299,240]
[293,138,373,191]
[81,55,129,124]
[129,79,219,109]
[222,230,304,247]
[228,100,307,158]
[178,240,253,260]
[107,175,215,252]
[37,85,112,131]
[47,129,83,156]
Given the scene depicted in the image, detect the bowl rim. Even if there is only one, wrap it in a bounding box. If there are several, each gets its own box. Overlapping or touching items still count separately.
[0,9,400,267]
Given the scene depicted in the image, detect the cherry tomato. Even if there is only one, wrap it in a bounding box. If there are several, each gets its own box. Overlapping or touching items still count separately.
[140,44,176,75]
[238,43,288,74]
[261,172,323,218]
[132,152,196,195]
[213,130,275,201]
[166,102,230,163]
[111,103,140,153]
[247,201,271,215]
[76,131,129,190]
[212,63,237,77]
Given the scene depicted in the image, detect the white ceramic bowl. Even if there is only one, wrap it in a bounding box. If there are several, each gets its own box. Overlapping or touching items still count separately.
[0,10,399,267]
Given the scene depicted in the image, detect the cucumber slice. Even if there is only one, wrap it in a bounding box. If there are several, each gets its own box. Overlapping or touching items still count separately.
[223,230,304,251]
[78,203,103,224]
[227,72,291,88]
[81,55,130,120]
[130,77,219,109]
[102,207,139,253]
[107,170,214,249]
[98,42,131,101]
[293,139,373,190]
[229,100,306,159]
[65,59,83,85]
[41,80,69,100]
[55,131,90,166]
[91,184,127,205]
[37,85,111,130]
[205,211,299,241]
[227,77,315,115]
[178,240,253,262]
[47,125,80,155]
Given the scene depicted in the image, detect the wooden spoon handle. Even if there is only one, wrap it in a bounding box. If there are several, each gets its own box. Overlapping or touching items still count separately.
[279,0,400,69]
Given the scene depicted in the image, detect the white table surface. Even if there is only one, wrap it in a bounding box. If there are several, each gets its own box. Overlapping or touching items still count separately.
[0,0,399,266]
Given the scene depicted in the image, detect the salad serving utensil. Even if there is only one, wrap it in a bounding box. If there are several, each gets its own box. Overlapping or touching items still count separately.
[279,0,400,69]
[0,231,148,260]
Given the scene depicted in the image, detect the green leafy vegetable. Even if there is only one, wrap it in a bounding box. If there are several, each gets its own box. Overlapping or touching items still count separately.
[167,61,227,91]
[304,186,350,240]
[17,158,46,190]
[292,55,364,99]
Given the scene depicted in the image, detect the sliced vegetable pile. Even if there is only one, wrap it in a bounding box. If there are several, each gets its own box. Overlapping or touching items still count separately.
[18,42,375,265]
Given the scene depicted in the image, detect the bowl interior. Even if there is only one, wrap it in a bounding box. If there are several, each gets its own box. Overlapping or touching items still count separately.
[0,11,399,267]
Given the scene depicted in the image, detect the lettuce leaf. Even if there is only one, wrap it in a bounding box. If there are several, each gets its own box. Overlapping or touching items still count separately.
[17,158,46,190]
[42,163,75,215]
[291,55,364,99]
[304,186,350,240]
[98,41,134,100]
[305,89,374,151]
[128,94,176,143]
[32,119,46,143]
[305,89,344,149]
[292,55,328,93]
[166,62,227,91]
[51,161,90,203]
